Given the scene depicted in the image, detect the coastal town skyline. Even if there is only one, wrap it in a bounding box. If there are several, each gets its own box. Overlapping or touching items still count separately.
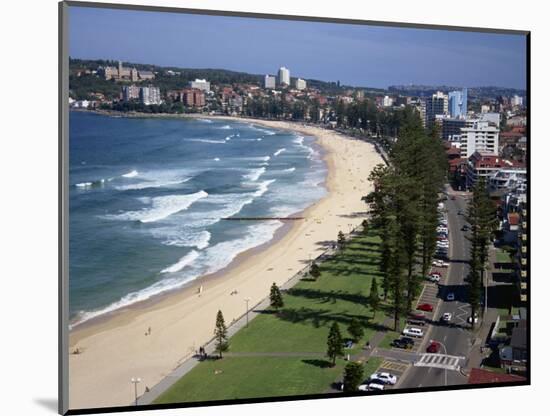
[69,6,527,89]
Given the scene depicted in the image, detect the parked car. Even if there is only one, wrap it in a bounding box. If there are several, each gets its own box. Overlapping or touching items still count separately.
[446,292,455,301]
[343,340,354,349]
[441,312,452,323]
[369,372,397,385]
[461,224,470,231]
[432,260,449,267]
[402,327,424,338]
[426,341,441,353]
[391,338,414,349]
[409,313,425,321]
[401,336,415,345]
[427,274,440,283]
[407,318,426,326]
[367,382,385,391]
[417,303,434,312]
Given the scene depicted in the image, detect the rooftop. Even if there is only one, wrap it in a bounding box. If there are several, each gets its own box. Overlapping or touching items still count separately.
[469,152,525,169]
[468,368,526,384]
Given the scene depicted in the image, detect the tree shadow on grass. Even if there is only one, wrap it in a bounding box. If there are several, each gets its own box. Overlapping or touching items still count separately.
[302,359,332,369]
[287,287,370,306]
[271,307,390,332]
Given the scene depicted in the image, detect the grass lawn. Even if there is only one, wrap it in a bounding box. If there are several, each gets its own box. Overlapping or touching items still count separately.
[154,357,344,403]
[154,229,391,404]
[229,231,387,354]
[154,356,385,404]
[495,249,512,264]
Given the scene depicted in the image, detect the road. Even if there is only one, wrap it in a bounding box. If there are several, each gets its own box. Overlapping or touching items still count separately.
[398,187,473,388]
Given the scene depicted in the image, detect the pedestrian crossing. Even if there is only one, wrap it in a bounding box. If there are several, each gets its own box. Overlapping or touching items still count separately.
[414,353,464,371]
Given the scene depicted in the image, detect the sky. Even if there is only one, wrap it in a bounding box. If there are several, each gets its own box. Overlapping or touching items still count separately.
[69,6,527,90]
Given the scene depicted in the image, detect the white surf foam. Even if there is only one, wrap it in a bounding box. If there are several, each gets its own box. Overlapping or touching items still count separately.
[122,170,138,178]
[75,182,92,188]
[105,190,208,223]
[70,221,283,328]
[162,230,211,250]
[219,125,232,130]
[250,125,276,135]
[188,138,226,144]
[242,167,266,182]
[273,148,286,157]
[283,167,296,173]
[161,250,200,274]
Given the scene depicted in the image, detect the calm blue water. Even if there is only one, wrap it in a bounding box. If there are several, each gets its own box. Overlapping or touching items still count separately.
[69,112,326,326]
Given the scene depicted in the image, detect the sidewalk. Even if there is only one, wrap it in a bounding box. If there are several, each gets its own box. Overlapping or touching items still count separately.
[462,246,501,375]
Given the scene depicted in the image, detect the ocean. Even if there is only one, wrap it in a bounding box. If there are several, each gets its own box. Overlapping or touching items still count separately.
[69,112,327,326]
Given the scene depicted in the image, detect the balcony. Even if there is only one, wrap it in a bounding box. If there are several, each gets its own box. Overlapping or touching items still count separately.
[521,270,527,278]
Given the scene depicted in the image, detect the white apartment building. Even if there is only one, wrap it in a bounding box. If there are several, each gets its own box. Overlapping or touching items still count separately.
[295,78,306,90]
[264,75,276,89]
[460,120,499,158]
[140,86,161,105]
[122,85,140,101]
[190,78,211,92]
[382,95,393,107]
[278,66,290,86]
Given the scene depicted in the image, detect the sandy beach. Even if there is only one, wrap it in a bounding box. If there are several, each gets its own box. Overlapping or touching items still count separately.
[68,118,384,409]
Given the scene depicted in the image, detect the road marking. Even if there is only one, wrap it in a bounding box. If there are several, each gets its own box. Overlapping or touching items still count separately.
[414,353,464,371]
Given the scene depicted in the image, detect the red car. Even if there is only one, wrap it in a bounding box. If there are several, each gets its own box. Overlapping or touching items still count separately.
[427,341,441,353]
[417,303,434,312]
[409,312,426,320]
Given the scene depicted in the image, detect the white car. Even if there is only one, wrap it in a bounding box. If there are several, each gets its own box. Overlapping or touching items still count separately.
[367,382,385,391]
[432,260,449,267]
[427,274,440,282]
[369,372,397,385]
[441,312,452,322]
[467,314,479,324]
[402,327,424,338]
[437,242,449,247]
[446,293,455,301]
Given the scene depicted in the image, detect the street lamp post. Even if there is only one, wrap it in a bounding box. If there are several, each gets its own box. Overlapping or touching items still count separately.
[131,377,141,406]
[244,297,251,327]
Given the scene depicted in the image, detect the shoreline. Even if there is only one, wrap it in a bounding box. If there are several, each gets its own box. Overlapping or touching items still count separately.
[68,114,383,409]
[68,116,328,331]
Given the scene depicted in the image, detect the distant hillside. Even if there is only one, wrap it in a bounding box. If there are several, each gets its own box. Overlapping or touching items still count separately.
[69,58,378,99]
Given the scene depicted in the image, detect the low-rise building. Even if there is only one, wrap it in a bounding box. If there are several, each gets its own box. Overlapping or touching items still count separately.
[190,78,210,92]
[465,152,523,190]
